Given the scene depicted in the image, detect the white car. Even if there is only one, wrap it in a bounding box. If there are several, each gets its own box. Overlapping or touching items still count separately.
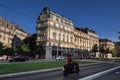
[56,56,65,61]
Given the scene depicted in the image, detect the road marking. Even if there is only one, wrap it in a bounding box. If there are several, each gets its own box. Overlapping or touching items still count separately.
[115,72,120,74]
[78,66,120,80]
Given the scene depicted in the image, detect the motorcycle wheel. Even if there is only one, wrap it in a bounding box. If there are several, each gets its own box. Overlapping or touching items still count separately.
[63,71,68,76]
[76,71,79,74]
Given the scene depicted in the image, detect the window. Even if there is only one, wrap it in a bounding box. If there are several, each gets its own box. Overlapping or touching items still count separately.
[60,20,63,23]
[0,20,2,25]
[75,37,76,42]
[2,22,4,26]
[60,25,63,29]
[50,21,54,26]
[59,34,61,41]
[54,23,56,27]
[53,32,57,40]
[3,36,5,40]
[50,14,53,19]
[70,37,73,43]
[53,15,56,20]
[7,24,9,27]
[63,35,65,42]
[56,23,59,27]
[67,36,69,42]
[0,34,1,37]
[56,17,59,21]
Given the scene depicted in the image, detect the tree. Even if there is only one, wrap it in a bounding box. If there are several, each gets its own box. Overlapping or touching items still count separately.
[23,33,37,57]
[91,44,98,58]
[104,48,110,61]
[0,42,3,55]
[36,44,45,59]
[99,46,105,60]
[110,49,116,56]
[1,45,14,56]
[105,48,110,53]
[0,42,3,48]
[20,43,31,56]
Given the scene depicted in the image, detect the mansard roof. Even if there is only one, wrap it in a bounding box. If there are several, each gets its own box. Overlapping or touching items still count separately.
[99,39,112,42]
[74,27,96,34]
[37,6,72,23]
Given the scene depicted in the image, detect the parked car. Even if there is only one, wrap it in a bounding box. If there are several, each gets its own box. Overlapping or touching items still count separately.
[56,56,66,61]
[9,55,28,62]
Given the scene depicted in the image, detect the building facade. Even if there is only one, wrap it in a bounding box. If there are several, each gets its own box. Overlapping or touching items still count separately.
[0,17,27,47]
[114,42,120,57]
[99,39,115,58]
[99,39,115,50]
[74,27,90,58]
[36,7,99,59]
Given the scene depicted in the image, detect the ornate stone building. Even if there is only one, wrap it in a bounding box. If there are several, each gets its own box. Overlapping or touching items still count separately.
[81,28,99,51]
[99,39,114,50]
[74,27,99,58]
[36,7,99,59]
[36,7,74,59]
[74,27,90,58]
[114,42,120,57]
[99,39,115,58]
[0,17,27,47]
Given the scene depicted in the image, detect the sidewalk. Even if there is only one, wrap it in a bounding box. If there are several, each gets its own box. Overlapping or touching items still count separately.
[80,59,116,63]
[0,59,55,64]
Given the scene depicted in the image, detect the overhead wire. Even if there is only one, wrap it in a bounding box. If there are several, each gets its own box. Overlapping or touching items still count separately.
[0,3,37,33]
[0,3,36,20]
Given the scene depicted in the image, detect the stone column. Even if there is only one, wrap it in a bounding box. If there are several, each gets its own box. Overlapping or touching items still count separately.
[46,45,52,60]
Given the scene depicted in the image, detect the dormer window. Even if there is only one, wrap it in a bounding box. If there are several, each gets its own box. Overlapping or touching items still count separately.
[61,20,63,23]
[56,17,59,21]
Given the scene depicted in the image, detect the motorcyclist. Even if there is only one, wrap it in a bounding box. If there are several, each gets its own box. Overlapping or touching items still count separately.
[67,54,73,65]
[66,54,74,71]
[63,54,79,76]
[66,54,79,71]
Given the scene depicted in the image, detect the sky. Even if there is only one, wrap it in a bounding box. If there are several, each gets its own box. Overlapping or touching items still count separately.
[0,0,120,42]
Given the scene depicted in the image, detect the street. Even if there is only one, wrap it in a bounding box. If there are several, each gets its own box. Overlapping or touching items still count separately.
[0,63,119,80]
[93,64,120,80]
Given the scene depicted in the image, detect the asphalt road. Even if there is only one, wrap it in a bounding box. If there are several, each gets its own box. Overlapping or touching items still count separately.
[1,63,120,80]
[93,64,120,80]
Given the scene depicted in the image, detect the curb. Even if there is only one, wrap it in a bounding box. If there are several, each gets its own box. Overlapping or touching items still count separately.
[78,65,120,80]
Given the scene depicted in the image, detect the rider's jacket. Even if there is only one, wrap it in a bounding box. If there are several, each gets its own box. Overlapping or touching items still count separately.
[67,57,73,64]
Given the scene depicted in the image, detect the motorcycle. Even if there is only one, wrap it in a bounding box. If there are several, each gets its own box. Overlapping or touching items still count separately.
[63,61,79,76]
